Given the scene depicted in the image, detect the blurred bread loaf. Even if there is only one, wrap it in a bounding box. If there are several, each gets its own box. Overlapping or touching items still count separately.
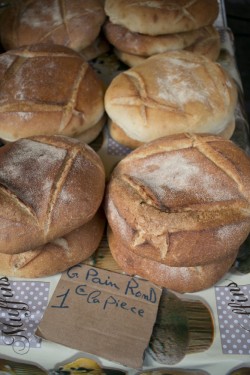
[0,0,106,52]
[104,0,220,65]
[105,51,238,148]
[0,44,105,143]
[105,133,250,293]
[0,135,105,256]
[105,0,219,35]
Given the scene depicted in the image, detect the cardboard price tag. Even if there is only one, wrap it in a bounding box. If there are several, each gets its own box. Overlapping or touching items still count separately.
[37,264,162,368]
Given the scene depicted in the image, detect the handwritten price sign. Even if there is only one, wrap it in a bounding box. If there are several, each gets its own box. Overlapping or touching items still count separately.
[37,265,162,368]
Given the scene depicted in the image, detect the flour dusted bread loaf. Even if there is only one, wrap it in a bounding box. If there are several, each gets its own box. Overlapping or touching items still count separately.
[104,22,220,62]
[0,0,106,51]
[0,135,105,255]
[108,229,237,293]
[105,51,237,146]
[104,0,219,35]
[0,44,105,143]
[0,210,105,278]
[104,0,220,68]
[104,21,212,57]
[105,133,250,292]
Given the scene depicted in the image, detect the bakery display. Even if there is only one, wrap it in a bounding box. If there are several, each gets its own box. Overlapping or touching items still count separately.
[0,2,249,373]
[105,133,250,293]
[0,0,106,52]
[0,44,105,143]
[104,0,220,66]
[0,135,106,257]
[105,50,238,148]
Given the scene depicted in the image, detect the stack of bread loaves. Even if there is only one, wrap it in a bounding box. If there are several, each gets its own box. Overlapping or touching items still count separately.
[0,135,106,278]
[0,0,106,56]
[0,44,106,143]
[105,133,250,293]
[105,50,238,148]
[104,0,220,67]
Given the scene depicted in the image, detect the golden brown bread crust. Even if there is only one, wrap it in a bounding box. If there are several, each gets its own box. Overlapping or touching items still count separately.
[105,133,250,268]
[185,25,220,61]
[75,114,106,144]
[0,135,105,255]
[0,210,105,278]
[108,118,236,149]
[104,51,237,143]
[0,0,106,51]
[108,119,143,149]
[104,0,219,35]
[108,228,238,293]
[104,21,210,57]
[0,44,105,142]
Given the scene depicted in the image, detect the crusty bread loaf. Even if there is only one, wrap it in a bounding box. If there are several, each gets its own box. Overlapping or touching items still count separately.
[76,114,106,144]
[105,133,250,272]
[108,117,235,149]
[105,51,238,143]
[0,210,105,278]
[0,0,106,51]
[108,229,237,293]
[185,25,220,61]
[104,21,210,57]
[0,135,105,255]
[0,44,105,142]
[104,0,219,35]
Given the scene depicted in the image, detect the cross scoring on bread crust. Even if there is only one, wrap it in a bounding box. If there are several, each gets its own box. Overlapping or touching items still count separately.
[115,134,250,260]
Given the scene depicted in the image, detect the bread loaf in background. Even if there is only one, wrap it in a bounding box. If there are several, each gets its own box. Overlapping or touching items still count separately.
[0,135,105,255]
[0,44,105,143]
[0,0,106,52]
[104,0,219,35]
[105,133,250,292]
[105,50,237,147]
[104,0,220,65]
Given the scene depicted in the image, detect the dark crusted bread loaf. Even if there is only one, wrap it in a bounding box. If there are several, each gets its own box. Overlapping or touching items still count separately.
[0,210,105,278]
[0,44,105,142]
[0,135,105,255]
[0,0,106,51]
[105,133,250,269]
[108,228,237,293]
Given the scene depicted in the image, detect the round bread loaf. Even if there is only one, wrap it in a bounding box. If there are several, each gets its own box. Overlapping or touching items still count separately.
[108,229,237,293]
[0,44,105,142]
[108,117,235,149]
[104,21,209,57]
[185,25,220,61]
[0,210,105,278]
[104,0,219,35]
[0,0,106,51]
[104,51,237,143]
[0,135,105,255]
[105,133,250,269]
